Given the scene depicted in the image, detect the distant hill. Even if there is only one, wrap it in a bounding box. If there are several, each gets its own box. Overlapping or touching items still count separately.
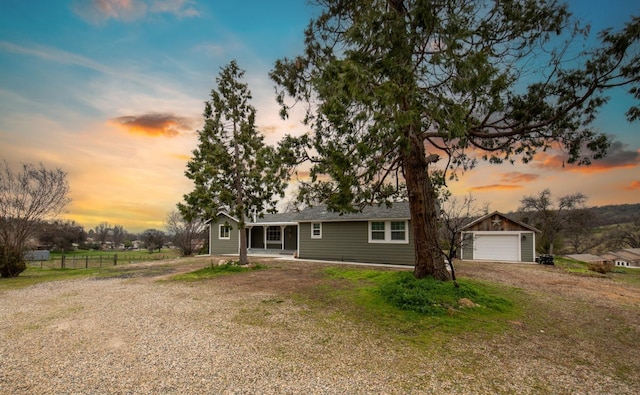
[588,203,640,227]
[506,203,640,228]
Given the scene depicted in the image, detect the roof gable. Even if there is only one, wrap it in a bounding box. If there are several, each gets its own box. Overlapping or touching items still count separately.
[461,211,540,233]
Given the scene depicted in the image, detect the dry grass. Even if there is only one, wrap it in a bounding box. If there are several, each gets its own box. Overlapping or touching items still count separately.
[1,256,639,394]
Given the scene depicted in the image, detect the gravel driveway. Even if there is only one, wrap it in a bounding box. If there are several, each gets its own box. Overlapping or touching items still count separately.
[1,258,639,394]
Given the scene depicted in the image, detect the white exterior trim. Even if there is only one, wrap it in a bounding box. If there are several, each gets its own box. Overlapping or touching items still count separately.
[311,222,322,239]
[368,220,409,244]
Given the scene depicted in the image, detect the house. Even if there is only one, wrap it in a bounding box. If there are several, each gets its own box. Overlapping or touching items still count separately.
[600,249,640,268]
[207,205,539,265]
[206,211,299,256]
[565,253,609,265]
[459,211,539,263]
[294,202,414,265]
[206,202,414,265]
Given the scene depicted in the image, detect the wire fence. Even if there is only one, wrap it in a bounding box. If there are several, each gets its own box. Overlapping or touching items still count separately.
[27,254,174,269]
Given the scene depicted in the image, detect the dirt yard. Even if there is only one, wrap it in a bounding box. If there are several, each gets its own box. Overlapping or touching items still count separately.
[1,257,639,394]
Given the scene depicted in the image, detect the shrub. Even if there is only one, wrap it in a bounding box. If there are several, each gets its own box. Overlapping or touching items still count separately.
[0,249,27,278]
[587,262,614,274]
[377,272,511,316]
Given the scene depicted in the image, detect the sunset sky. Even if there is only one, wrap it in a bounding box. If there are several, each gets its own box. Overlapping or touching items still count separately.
[1,0,638,233]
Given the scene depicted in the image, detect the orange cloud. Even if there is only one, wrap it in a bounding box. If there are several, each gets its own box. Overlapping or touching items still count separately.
[469,184,524,192]
[532,142,640,173]
[500,172,540,183]
[110,113,195,138]
[623,181,640,191]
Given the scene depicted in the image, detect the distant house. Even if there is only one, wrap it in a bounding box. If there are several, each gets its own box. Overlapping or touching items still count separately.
[600,249,640,268]
[459,211,539,263]
[565,254,608,265]
[207,204,540,265]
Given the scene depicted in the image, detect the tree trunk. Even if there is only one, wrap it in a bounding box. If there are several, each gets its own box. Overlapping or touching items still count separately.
[233,124,248,265]
[238,220,248,265]
[403,137,450,280]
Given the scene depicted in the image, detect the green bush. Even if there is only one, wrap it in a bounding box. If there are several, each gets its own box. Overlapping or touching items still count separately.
[378,271,511,316]
[0,250,27,278]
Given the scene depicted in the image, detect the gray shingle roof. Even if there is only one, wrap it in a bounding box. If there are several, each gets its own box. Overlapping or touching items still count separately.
[242,202,411,225]
[251,211,300,224]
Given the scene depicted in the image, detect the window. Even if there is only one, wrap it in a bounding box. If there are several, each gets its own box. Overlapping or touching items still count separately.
[266,226,281,242]
[369,220,408,244]
[390,221,406,241]
[311,222,322,239]
[219,224,231,240]
[370,221,386,240]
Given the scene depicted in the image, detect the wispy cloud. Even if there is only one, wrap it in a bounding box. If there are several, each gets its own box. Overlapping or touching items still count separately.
[109,113,196,137]
[470,184,525,192]
[71,0,200,25]
[500,172,540,183]
[0,40,112,74]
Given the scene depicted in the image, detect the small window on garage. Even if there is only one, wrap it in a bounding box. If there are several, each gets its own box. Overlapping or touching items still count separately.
[311,222,322,239]
[219,224,231,240]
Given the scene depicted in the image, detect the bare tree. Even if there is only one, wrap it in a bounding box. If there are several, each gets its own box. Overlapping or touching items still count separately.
[141,229,165,253]
[607,215,640,250]
[111,225,125,249]
[165,210,206,256]
[438,194,483,287]
[519,189,588,254]
[94,222,111,247]
[0,161,71,277]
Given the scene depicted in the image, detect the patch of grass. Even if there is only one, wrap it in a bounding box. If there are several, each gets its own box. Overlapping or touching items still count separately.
[0,264,181,291]
[171,263,266,281]
[378,271,512,315]
[0,267,104,290]
[554,257,640,283]
[320,268,522,338]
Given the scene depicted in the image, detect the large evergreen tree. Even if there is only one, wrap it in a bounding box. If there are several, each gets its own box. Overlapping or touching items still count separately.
[180,61,288,264]
[271,0,639,280]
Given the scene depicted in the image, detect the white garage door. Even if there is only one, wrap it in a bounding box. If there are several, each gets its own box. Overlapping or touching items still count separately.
[474,234,519,261]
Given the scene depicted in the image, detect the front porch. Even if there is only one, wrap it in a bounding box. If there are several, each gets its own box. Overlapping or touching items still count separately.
[247,248,296,256]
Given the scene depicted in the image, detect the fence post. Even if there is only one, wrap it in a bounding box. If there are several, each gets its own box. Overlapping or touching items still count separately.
[85,256,88,269]
[113,254,117,266]
[61,254,65,269]
[100,256,102,267]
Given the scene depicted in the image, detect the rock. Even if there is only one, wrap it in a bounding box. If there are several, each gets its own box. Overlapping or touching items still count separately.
[458,298,477,308]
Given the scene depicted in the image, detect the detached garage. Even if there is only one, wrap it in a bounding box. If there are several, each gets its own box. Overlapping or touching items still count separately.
[460,211,540,263]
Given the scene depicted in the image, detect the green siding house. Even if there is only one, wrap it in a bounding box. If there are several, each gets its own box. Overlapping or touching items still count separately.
[206,204,538,266]
[295,203,414,265]
[207,202,415,266]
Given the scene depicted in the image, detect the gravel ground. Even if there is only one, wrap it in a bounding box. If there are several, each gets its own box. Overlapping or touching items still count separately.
[1,259,639,394]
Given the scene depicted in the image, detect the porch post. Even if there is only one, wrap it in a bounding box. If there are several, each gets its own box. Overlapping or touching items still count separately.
[247,226,252,252]
[280,226,286,250]
[263,226,267,250]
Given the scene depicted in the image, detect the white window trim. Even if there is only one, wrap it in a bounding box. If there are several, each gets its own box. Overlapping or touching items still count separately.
[368,220,409,244]
[219,224,231,240]
[266,226,281,242]
[311,222,322,239]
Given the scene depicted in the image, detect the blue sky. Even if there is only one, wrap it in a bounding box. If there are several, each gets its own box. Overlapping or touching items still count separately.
[0,0,638,233]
